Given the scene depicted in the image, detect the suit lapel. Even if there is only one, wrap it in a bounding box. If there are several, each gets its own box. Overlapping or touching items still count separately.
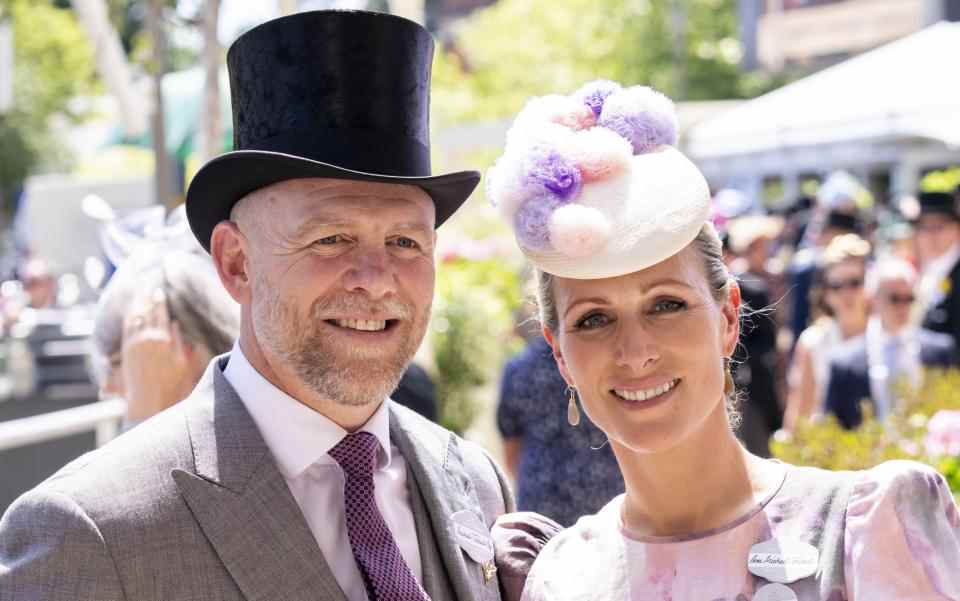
[173,357,347,601]
[390,404,500,601]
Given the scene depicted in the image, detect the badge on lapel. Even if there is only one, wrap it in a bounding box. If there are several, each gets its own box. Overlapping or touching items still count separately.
[754,582,798,601]
[450,509,497,584]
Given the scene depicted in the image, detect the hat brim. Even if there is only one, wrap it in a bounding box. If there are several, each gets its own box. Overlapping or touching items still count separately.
[186,150,480,251]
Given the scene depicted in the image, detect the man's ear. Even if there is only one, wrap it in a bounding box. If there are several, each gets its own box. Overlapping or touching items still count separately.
[542,327,575,388]
[722,279,742,358]
[210,221,251,305]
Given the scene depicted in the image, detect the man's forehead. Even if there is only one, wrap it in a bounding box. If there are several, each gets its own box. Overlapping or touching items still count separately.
[242,178,436,233]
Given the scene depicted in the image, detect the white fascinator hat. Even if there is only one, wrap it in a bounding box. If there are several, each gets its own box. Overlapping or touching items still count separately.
[486,80,711,280]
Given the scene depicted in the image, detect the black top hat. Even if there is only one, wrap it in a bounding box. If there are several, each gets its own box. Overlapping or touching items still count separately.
[185,10,480,251]
[909,191,959,222]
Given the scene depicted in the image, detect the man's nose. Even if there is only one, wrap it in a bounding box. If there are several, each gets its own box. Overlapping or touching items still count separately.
[342,246,398,299]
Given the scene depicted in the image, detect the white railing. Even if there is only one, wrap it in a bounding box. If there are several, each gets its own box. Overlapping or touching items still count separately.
[0,399,125,452]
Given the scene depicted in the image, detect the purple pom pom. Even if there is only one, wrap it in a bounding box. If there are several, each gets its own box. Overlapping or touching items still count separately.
[573,80,622,118]
[514,195,563,251]
[525,146,582,201]
[598,86,679,154]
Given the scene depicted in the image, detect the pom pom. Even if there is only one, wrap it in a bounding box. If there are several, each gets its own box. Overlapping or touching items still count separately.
[525,146,582,201]
[569,127,633,183]
[573,80,622,117]
[505,121,576,157]
[514,94,596,132]
[486,154,531,219]
[549,204,612,257]
[514,195,564,251]
[598,86,678,154]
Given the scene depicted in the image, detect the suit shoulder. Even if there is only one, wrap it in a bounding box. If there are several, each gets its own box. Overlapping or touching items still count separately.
[17,402,194,522]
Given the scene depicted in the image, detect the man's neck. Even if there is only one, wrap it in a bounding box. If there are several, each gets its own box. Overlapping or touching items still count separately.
[236,335,379,431]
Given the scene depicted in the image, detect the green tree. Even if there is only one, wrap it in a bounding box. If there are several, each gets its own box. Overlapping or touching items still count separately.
[0,0,97,214]
[432,0,782,126]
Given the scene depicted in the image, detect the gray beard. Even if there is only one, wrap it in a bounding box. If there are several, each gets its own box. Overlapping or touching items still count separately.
[252,277,425,407]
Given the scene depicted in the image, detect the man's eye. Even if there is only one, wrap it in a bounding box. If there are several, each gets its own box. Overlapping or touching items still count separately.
[393,237,420,250]
[316,235,344,245]
[652,299,686,313]
[575,313,610,330]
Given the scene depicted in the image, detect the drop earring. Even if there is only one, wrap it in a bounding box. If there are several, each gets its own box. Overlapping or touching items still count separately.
[567,386,581,426]
[724,358,735,398]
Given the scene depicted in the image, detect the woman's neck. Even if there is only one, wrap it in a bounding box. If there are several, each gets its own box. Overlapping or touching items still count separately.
[615,404,782,538]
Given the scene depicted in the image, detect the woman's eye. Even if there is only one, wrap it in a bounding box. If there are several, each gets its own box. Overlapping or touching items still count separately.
[652,299,686,313]
[575,313,610,330]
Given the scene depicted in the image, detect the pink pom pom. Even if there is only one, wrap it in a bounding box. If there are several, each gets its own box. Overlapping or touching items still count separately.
[548,204,612,257]
[569,127,633,183]
[514,95,596,133]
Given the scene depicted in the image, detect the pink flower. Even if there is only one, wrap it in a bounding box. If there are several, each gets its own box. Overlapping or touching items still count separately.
[924,410,960,457]
[548,204,612,257]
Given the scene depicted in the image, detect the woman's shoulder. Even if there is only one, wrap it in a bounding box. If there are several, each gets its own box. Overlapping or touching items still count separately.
[842,460,960,598]
[519,497,629,601]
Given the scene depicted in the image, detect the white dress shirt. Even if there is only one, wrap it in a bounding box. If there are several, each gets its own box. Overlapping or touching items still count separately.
[223,344,422,601]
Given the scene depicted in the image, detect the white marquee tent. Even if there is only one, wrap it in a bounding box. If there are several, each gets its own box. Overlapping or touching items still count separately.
[684,21,960,205]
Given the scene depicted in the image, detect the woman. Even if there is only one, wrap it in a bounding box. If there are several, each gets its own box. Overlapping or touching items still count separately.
[92,249,240,428]
[784,234,870,430]
[487,80,959,600]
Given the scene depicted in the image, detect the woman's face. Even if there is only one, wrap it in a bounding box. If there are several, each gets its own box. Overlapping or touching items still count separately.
[823,259,867,319]
[545,245,740,454]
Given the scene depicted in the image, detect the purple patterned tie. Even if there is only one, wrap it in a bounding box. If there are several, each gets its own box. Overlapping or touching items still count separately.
[329,431,431,601]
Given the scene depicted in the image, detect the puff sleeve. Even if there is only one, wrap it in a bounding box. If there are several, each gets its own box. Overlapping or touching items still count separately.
[844,460,960,600]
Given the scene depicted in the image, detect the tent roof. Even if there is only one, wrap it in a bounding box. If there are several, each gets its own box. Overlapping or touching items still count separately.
[687,21,960,159]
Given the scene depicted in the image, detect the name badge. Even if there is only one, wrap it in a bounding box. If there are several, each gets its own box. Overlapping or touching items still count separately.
[754,583,798,601]
[450,509,494,564]
[747,538,819,584]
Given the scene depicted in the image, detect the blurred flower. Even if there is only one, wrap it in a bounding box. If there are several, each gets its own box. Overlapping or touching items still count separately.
[924,410,960,458]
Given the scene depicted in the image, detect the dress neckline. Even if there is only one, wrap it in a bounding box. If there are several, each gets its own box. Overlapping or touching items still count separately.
[617,460,790,544]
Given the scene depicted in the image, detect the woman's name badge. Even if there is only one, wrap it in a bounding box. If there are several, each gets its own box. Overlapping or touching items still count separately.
[754,583,799,601]
[747,538,819,584]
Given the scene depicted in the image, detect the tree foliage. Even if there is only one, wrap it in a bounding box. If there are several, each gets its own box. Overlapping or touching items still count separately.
[432,0,779,126]
[0,0,97,211]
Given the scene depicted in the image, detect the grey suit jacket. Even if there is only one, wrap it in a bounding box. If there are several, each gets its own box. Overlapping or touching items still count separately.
[0,355,515,601]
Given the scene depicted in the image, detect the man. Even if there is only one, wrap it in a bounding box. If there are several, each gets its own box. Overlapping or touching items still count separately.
[825,258,957,429]
[911,191,960,349]
[0,11,513,601]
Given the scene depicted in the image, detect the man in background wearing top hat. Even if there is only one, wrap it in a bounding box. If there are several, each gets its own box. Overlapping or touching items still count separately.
[0,11,514,601]
[909,189,960,349]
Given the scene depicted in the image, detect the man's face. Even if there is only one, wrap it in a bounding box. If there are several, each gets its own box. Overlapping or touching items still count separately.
[874,276,915,334]
[915,213,960,265]
[241,178,436,408]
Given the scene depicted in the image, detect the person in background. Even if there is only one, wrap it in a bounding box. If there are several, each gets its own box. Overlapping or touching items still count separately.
[91,250,240,429]
[19,258,57,310]
[784,234,871,430]
[390,362,438,422]
[725,215,784,456]
[486,79,960,600]
[910,191,960,349]
[786,207,862,349]
[825,258,957,429]
[497,309,624,527]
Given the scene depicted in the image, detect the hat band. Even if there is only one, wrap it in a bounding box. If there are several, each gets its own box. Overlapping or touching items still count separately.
[237,128,432,177]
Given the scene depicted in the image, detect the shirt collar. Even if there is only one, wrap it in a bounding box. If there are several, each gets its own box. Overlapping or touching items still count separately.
[222,342,393,479]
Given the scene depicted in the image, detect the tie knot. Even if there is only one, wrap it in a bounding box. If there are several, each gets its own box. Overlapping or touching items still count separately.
[329,431,380,478]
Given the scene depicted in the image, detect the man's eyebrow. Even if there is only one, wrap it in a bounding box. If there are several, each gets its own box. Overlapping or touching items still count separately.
[290,217,350,238]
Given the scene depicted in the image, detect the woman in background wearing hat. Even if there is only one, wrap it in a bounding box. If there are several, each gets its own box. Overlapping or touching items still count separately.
[783,234,871,431]
[487,81,960,600]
